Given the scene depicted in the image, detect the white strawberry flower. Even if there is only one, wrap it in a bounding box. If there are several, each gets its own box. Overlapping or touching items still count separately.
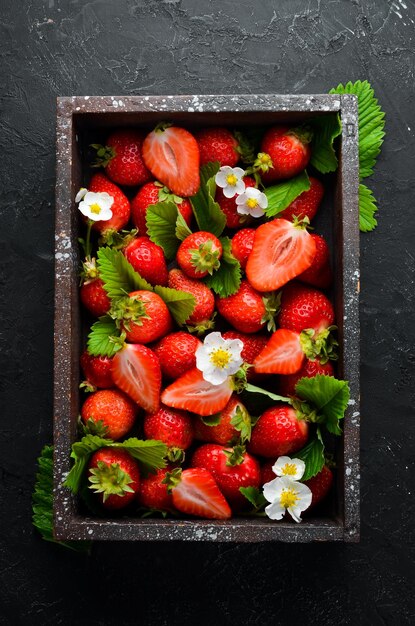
[236,187,268,218]
[263,476,312,523]
[215,166,245,198]
[76,190,114,222]
[196,331,243,385]
[75,187,88,203]
[272,456,306,481]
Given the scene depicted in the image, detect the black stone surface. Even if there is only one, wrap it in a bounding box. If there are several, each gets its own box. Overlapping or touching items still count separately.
[1,0,414,624]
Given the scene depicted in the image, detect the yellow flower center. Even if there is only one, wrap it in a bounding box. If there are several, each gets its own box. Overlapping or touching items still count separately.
[226,174,238,186]
[281,463,297,476]
[209,348,232,369]
[246,198,258,209]
[90,203,102,214]
[280,488,299,509]
[261,153,272,164]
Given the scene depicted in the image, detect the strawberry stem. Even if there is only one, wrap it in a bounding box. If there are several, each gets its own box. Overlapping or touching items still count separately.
[88,460,134,502]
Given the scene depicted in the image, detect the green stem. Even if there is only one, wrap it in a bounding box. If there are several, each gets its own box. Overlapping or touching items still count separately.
[244,383,292,405]
[85,220,93,260]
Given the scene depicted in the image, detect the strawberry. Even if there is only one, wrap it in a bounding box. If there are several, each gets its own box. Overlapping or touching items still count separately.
[223,331,269,382]
[259,126,311,183]
[80,277,111,318]
[88,447,140,510]
[193,395,246,445]
[138,467,175,512]
[131,181,193,237]
[230,228,256,270]
[304,465,334,508]
[81,389,137,440]
[297,233,332,289]
[216,280,274,334]
[248,405,309,458]
[216,176,256,229]
[92,129,151,187]
[142,124,200,197]
[278,283,335,334]
[89,173,131,234]
[195,127,239,167]
[260,460,276,485]
[166,467,231,519]
[124,236,169,287]
[111,343,161,413]
[153,331,202,380]
[191,444,261,510]
[177,231,223,279]
[144,406,194,451]
[80,350,114,389]
[253,329,304,375]
[161,367,233,416]
[111,290,172,344]
[168,269,215,331]
[246,218,316,292]
[279,358,334,397]
[278,176,324,222]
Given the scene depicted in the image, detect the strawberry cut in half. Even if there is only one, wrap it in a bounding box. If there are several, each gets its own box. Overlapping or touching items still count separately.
[111,343,161,414]
[166,468,231,520]
[142,124,200,197]
[246,218,316,292]
[254,329,305,375]
[161,368,233,416]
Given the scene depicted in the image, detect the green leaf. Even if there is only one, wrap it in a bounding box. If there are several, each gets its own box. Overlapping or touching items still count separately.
[97,247,153,298]
[190,162,226,237]
[230,405,253,443]
[294,430,325,480]
[64,435,110,494]
[244,383,291,404]
[146,200,182,260]
[295,375,350,436]
[309,114,342,174]
[112,438,167,473]
[175,210,193,241]
[87,316,122,358]
[154,285,196,326]
[264,171,310,218]
[201,414,221,426]
[359,183,378,232]
[239,486,267,510]
[205,237,241,298]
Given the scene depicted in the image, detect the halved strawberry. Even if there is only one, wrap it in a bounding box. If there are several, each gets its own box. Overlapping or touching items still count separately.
[246,218,316,292]
[161,368,233,416]
[142,124,200,197]
[167,468,231,519]
[111,343,161,413]
[254,329,305,375]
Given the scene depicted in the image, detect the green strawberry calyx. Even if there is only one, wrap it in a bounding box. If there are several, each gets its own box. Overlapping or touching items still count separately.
[190,241,221,276]
[155,182,185,206]
[162,467,183,493]
[186,313,216,336]
[299,326,338,364]
[224,445,246,467]
[88,460,134,502]
[261,291,281,332]
[109,295,149,332]
[90,143,117,168]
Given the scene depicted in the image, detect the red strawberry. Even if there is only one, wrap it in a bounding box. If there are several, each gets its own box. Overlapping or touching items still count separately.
[111,343,161,413]
[131,181,193,237]
[89,173,131,234]
[260,460,275,485]
[279,359,335,397]
[112,290,172,344]
[80,278,111,318]
[153,332,202,380]
[144,406,194,451]
[278,283,335,334]
[230,228,256,270]
[191,444,261,510]
[248,405,309,458]
[161,367,233,416]
[138,467,175,512]
[177,231,223,279]
[260,126,311,183]
[167,467,231,519]
[253,329,305,375]
[246,218,316,292]
[193,395,246,445]
[124,236,169,287]
[81,389,137,440]
[88,447,140,510]
[216,280,269,334]
[80,350,114,389]
[168,269,215,331]
[142,125,200,197]
[195,127,239,167]
[279,176,324,222]
[297,233,332,289]
[93,129,151,186]
[223,331,269,382]
[216,176,256,229]
[304,465,334,508]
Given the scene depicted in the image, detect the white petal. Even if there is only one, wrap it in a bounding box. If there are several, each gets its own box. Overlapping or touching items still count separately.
[257,192,268,209]
[234,180,246,195]
[287,506,302,523]
[223,186,238,199]
[233,167,245,178]
[203,332,223,348]
[235,193,247,205]
[224,360,242,376]
[293,481,313,509]
[227,339,244,359]
[236,205,250,216]
[96,208,113,222]
[244,187,260,199]
[272,457,293,476]
[215,171,229,188]
[203,368,229,385]
[265,500,285,520]
[78,201,94,219]
[75,187,87,203]
[83,191,99,205]
[263,477,283,503]
[195,346,211,370]
[98,193,114,210]
[250,206,265,218]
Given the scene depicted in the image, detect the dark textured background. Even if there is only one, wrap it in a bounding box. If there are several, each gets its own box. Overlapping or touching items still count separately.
[1,0,414,624]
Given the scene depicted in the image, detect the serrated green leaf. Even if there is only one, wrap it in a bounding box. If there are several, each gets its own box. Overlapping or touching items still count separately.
[87,316,122,358]
[309,113,342,174]
[201,414,221,426]
[205,236,241,298]
[295,375,350,436]
[190,162,226,237]
[146,200,182,260]
[294,432,325,480]
[239,486,267,510]
[230,405,252,443]
[112,438,167,473]
[154,285,196,326]
[175,210,193,241]
[264,171,310,217]
[359,183,378,232]
[244,383,291,404]
[97,247,153,298]
[64,435,111,494]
